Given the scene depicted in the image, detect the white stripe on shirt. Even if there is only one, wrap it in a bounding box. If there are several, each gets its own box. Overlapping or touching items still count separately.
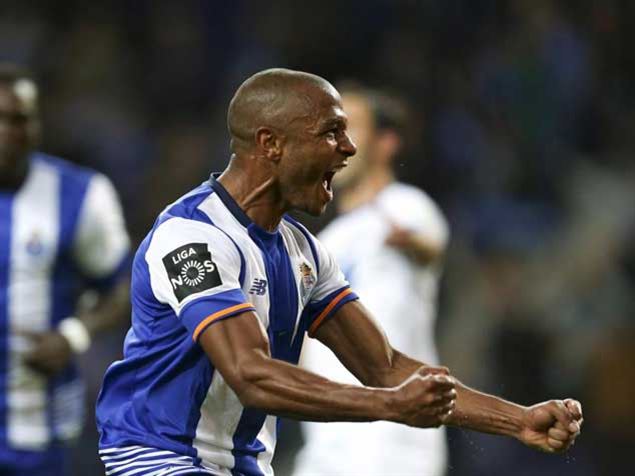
[8,160,58,449]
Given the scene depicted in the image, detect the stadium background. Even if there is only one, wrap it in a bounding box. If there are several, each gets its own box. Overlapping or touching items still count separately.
[1,0,634,474]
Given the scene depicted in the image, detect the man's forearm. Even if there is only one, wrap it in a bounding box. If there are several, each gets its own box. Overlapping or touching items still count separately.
[78,279,130,337]
[315,302,581,452]
[445,382,525,438]
[377,354,526,438]
[406,234,444,266]
[353,345,526,437]
[236,350,396,422]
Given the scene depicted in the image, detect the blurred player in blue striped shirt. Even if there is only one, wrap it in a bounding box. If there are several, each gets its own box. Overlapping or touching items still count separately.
[0,64,130,476]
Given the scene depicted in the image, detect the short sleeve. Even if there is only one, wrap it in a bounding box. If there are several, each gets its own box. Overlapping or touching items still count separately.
[305,237,358,336]
[145,217,255,341]
[73,173,131,289]
[380,187,449,250]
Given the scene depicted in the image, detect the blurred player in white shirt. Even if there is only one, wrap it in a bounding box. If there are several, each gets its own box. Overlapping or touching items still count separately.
[295,84,449,476]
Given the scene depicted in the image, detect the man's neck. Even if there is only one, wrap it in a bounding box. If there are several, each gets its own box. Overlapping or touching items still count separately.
[0,156,30,192]
[217,160,286,232]
[337,168,394,214]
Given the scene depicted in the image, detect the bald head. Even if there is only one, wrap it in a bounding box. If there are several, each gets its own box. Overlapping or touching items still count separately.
[227,68,337,152]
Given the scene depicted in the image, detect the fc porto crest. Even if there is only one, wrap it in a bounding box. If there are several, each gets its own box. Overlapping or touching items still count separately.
[162,243,222,302]
[299,262,316,302]
[26,232,44,256]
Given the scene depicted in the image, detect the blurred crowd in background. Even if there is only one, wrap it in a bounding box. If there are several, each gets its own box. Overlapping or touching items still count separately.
[1,0,634,474]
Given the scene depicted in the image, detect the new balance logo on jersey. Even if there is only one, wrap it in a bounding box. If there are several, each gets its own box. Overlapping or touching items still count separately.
[249,278,267,296]
[162,243,222,302]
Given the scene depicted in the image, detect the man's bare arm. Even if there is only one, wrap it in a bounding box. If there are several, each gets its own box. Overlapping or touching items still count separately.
[312,300,427,387]
[314,300,583,453]
[22,279,130,375]
[384,224,445,266]
[78,278,131,337]
[198,310,455,426]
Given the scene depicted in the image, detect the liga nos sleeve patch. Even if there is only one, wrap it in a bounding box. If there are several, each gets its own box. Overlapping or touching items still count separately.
[162,243,222,302]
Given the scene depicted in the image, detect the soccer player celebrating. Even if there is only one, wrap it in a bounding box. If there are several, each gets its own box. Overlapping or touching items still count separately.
[0,64,130,475]
[295,84,450,475]
[96,69,582,476]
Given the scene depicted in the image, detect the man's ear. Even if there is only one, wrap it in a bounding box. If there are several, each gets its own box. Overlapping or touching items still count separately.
[255,126,284,162]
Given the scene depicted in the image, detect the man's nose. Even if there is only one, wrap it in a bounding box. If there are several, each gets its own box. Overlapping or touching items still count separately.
[339,133,357,157]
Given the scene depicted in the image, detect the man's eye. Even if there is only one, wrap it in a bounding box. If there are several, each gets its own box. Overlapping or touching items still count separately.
[325,129,338,139]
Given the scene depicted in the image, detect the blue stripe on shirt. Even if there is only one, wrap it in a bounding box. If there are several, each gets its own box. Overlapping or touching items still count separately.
[48,155,92,441]
[0,192,14,446]
[229,223,302,475]
[283,215,320,274]
[49,154,92,325]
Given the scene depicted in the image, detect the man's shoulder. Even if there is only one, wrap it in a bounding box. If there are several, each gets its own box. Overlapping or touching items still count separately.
[155,183,217,225]
[381,182,437,208]
[33,152,98,183]
[318,209,364,242]
[149,193,238,252]
[381,182,446,220]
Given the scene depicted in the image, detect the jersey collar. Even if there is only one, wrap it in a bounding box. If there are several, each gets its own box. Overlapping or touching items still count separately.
[209,173,283,238]
[209,173,252,228]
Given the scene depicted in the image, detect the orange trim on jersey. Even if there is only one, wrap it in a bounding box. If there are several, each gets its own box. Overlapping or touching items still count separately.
[308,288,353,336]
[192,303,255,341]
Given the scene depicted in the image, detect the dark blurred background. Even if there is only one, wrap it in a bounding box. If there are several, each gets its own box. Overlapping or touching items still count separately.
[2,0,634,474]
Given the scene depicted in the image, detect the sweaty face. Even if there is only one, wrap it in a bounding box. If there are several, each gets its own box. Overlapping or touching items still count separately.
[0,82,38,182]
[332,92,375,189]
[277,85,357,216]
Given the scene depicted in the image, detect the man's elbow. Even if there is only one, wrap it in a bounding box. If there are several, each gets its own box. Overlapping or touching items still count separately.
[235,383,267,409]
[226,354,272,409]
[412,241,444,266]
[359,349,401,388]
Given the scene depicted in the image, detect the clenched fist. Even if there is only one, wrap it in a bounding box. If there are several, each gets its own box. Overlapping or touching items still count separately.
[391,366,457,428]
[518,398,583,453]
[20,330,73,376]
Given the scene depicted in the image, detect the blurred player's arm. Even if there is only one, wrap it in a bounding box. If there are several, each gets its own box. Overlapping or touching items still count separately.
[314,300,582,453]
[70,172,131,336]
[75,278,130,337]
[385,223,445,265]
[23,278,130,376]
[382,194,449,266]
[198,309,455,427]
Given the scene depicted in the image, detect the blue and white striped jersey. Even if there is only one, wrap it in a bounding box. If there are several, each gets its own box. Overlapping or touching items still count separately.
[96,176,358,476]
[0,153,130,458]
